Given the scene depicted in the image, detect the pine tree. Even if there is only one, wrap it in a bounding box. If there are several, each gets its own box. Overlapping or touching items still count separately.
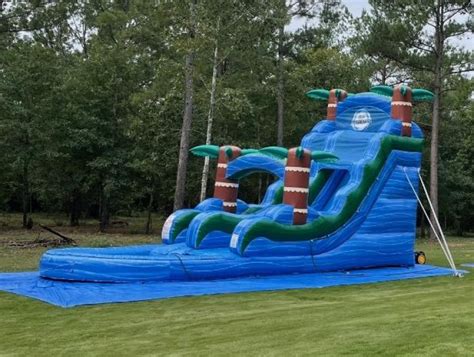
[357,0,473,238]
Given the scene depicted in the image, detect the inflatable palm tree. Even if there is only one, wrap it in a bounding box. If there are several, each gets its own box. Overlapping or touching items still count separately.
[305,88,349,120]
[191,145,258,212]
[269,147,337,224]
[371,85,434,136]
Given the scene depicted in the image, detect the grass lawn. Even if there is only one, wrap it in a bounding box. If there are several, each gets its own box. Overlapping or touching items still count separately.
[0,216,473,356]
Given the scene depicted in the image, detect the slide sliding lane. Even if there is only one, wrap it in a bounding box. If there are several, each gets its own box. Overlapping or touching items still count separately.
[230,135,424,255]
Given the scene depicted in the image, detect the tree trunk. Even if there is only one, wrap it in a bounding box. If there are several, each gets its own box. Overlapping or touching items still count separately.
[200,33,219,202]
[22,163,29,228]
[454,219,462,237]
[69,192,81,227]
[430,86,440,239]
[420,208,426,238]
[380,62,389,84]
[173,0,197,211]
[276,25,284,146]
[145,190,154,234]
[429,1,444,240]
[99,188,109,232]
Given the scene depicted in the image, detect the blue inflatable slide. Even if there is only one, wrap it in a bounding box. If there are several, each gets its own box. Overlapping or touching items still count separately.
[37,86,436,284]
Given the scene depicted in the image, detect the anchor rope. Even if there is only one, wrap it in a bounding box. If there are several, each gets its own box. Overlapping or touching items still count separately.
[403,168,461,277]
[417,171,459,275]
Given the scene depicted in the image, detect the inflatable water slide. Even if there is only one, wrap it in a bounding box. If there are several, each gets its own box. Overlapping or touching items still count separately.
[39,85,434,283]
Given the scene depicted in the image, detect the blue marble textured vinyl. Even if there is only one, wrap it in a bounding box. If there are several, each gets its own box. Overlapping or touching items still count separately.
[37,93,426,283]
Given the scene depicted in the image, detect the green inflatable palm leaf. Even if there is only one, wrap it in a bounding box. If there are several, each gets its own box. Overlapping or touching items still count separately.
[412,89,434,102]
[335,88,351,100]
[259,146,288,159]
[306,89,330,101]
[241,149,259,155]
[311,151,339,162]
[370,85,393,97]
[190,145,220,158]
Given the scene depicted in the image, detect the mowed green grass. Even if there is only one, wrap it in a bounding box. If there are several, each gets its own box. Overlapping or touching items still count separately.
[0,223,473,356]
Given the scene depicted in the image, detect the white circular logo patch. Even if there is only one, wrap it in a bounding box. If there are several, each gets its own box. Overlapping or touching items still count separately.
[351,110,372,131]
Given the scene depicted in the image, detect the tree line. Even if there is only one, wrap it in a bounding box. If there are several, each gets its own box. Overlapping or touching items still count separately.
[0,0,472,235]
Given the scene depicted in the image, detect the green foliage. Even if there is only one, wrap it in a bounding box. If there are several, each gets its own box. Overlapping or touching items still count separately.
[358,0,472,78]
[438,78,474,234]
[0,0,471,234]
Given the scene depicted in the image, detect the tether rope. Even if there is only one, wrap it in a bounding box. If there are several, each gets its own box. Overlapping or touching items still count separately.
[403,168,461,277]
[417,171,460,275]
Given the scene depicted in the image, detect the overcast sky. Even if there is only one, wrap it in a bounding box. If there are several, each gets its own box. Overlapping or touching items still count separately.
[288,0,473,50]
[340,0,366,17]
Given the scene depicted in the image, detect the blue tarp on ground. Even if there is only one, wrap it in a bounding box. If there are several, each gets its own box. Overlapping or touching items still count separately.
[0,265,461,308]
